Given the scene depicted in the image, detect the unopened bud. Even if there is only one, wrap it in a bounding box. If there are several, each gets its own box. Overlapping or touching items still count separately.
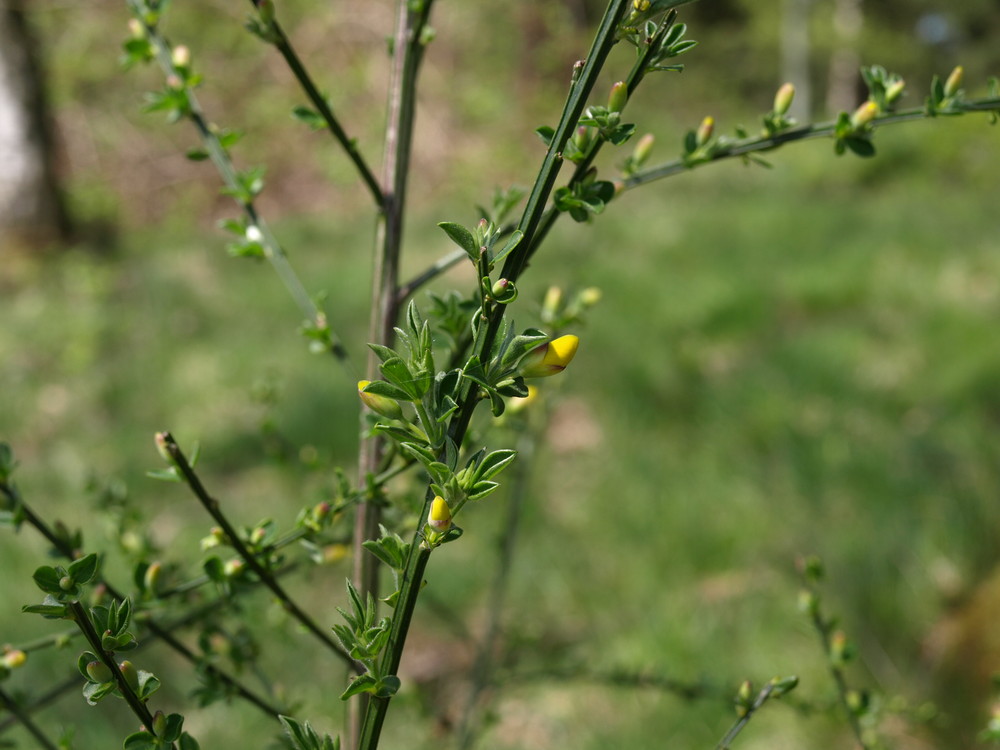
[59,575,74,591]
[86,660,114,684]
[573,126,592,154]
[119,660,140,691]
[608,81,628,114]
[257,0,275,25]
[2,650,26,670]
[171,45,190,69]
[143,561,163,596]
[768,675,799,697]
[630,133,654,166]
[944,65,964,97]
[830,630,853,665]
[427,496,452,532]
[541,286,563,321]
[571,60,585,84]
[735,680,753,717]
[322,544,349,564]
[634,0,651,10]
[696,116,714,147]
[128,18,144,39]
[245,224,263,244]
[519,335,580,378]
[249,526,267,546]
[223,558,245,578]
[885,79,905,104]
[151,711,168,737]
[314,500,332,521]
[490,278,517,303]
[773,82,795,116]
[579,287,602,307]
[357,381,404,420]
[850,100,878,128]
[797,589,819,615]
[166,73,184,90]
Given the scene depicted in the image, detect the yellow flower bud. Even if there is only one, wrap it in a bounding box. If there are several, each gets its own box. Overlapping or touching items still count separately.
[634,0,651,10]
[696,116,714,147]
[358,380,404,420]
[850,100,878,128]
[944,65,964,98]
[428,496,451,532]
[2,649,26,670]
[520,335,580,378]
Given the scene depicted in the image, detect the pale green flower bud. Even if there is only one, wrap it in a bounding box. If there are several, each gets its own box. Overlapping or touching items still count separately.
[358,381,404,420]
[608,81,628,114]
[773,83,795,116]
[696,116,714,147]
[944,65,964,97]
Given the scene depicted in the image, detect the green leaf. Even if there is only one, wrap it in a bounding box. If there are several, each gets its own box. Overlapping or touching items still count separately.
[146,467,181,482]
[491,230,523,266]
[137,670,161,700]
[437,222,479,261]
[31,565,64,595]
[340,673,378,701]
[68,553,99,585]
[83,680,117,706]
[474,450,517,482]
[368,343,399,363]
[535,125,555,147]
[844,136,876,158]
[178,733,202,750]
[379,358,418,398]
[122,731,158,750]
[361,379,413,403]
[468,480,500,500]
[185,148,209,161]
[292,105,327,130]
[374,674,401,698]
[22,597,70,619]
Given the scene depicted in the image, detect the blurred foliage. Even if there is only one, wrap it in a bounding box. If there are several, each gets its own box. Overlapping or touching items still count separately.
[2,1,1000,748]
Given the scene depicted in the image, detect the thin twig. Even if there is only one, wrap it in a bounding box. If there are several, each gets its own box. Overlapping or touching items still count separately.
[715,682,776,750]
[624,98,1000,189]
[249,0,384,209]
[128,1,354,368]
[0,676,78,735]
[0,686,60,750]
[155,433,357,671]
[2,476,291,719]
[68,600,162,740]
[350,0,436,745]
[397,247,467,303]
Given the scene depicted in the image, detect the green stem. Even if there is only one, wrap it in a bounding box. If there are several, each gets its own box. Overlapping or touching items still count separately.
[397,248,467,303]
[715,682,776,750]
[350,1,435,745]
[156,432,358,671]
[447,0,631,449]
[69,600,163,741]
[624,98,1000,189]
[355,4,632,748]
[250,1,384,209]
[0,687,59,750]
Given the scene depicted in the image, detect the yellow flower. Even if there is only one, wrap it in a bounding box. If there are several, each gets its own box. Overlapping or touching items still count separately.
[357,380,403,420]
[519,335,579,378]
[428,496,451,532]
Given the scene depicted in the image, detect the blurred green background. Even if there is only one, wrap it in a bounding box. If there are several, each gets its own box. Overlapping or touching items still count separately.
[3,0,1000,748]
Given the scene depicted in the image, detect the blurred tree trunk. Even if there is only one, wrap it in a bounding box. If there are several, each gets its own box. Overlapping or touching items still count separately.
[0,0,71,250]
[781,0,812,120]
[826,0,863,113]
